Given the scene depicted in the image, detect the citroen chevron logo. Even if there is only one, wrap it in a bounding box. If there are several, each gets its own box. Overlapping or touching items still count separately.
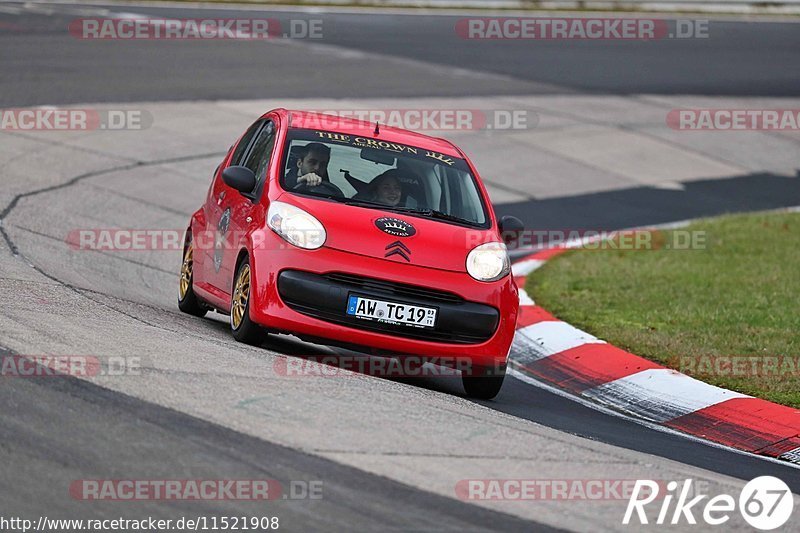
[385,240,411,262]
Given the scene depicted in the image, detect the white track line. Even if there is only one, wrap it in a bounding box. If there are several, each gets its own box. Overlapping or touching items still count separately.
[514,321,604,359]
[517,288,535,306]
[582,368,750,423]
[511,258,545,276]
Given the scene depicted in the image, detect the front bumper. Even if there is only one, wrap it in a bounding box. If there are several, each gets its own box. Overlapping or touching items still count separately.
[249,235,519,366]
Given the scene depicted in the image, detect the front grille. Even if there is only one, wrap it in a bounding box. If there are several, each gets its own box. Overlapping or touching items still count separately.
[323,272,463,304]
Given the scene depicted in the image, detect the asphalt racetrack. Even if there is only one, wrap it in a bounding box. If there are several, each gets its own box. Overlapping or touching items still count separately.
[1,2,800,531]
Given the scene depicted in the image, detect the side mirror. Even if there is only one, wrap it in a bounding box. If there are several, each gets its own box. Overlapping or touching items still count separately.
[499,215,524,246]
[222,166,256,195]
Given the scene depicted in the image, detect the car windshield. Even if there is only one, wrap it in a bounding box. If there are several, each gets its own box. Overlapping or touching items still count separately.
[280,128,489,227]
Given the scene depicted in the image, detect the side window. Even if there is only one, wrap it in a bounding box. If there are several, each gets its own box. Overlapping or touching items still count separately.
[231,120,264,166]
[243,121,276,179]
[243,121,276,201]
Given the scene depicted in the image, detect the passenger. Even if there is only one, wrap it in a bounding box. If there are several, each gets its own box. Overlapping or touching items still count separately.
[368,170,404,206]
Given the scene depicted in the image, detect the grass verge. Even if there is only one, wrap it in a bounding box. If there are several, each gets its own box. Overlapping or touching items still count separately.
[527,210,800,408]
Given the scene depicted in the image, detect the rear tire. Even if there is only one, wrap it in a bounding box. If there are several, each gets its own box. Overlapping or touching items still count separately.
[230,257,265,346]
[178,237,207,318]
[462,365,506,400]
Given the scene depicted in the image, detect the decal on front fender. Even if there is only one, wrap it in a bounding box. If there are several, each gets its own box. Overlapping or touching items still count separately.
[213,207,231,273]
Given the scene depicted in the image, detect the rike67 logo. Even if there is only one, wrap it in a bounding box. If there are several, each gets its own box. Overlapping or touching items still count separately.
[624,476,793,530]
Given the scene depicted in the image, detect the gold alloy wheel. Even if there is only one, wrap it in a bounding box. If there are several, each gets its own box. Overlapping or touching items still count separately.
[231,263,251,330]
[179,243,193,300]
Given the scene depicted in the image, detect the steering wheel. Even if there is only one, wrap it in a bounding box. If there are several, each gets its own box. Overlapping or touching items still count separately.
[295,181,345,198]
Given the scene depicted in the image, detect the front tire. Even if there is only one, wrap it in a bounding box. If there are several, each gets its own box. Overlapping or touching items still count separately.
[230,257,265,346]
[462,365,506,400]
[178,238,207,317]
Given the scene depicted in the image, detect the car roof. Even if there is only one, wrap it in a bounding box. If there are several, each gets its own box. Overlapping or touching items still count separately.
[272,109,464,158]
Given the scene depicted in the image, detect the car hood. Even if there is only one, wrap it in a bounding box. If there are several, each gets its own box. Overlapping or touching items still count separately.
[283,195,498,272]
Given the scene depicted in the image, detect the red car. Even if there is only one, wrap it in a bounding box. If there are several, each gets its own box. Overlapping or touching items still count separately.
[178,109,524,399]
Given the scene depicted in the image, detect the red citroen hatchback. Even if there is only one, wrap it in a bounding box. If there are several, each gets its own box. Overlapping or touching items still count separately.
[178,109,524,398]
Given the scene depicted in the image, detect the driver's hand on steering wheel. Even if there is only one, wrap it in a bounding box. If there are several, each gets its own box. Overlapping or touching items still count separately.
[296,172,323,188]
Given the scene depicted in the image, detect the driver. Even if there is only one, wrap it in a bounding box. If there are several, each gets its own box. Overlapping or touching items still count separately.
[286,142,330,189]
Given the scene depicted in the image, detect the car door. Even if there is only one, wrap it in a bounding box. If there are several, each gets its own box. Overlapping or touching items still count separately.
[211,120,277,298]
[202,119,265,298]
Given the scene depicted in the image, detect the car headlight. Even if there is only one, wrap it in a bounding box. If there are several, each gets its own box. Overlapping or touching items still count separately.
[267,201,326,250]
[466,242,510,282]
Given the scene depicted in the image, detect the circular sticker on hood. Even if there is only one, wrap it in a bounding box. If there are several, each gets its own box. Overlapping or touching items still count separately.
[375,217,416,238]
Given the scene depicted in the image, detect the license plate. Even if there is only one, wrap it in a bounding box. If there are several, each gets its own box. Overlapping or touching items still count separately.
[346,295,437,328]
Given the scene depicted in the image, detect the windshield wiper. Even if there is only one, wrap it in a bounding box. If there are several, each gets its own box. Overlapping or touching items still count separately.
[343,198,419,212]
[345,199,431,215]
[425,209,477,225]
[405,208,477,226]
